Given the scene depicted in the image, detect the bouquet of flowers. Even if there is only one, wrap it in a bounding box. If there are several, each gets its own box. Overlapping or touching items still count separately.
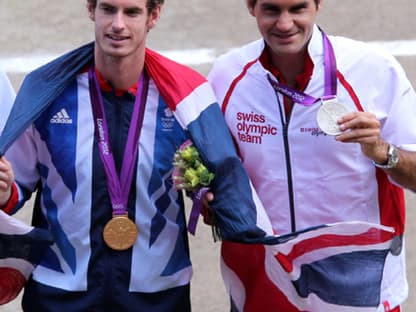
[172,140,215,235]
[172,140,215,192]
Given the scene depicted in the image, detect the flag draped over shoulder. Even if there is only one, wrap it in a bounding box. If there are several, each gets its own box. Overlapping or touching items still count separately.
[144,48,275,243]
[0,43,397,310]
[222,221,396,312]
[0,42,275,244]
[0,210,53,304]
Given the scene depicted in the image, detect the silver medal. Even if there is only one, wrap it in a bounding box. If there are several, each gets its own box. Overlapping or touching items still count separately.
[316,99,349,135]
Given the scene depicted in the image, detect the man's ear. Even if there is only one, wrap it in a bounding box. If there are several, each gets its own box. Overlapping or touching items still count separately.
[317,0,323,11]
[87,3,95,21]
[147,5,162,31]
[246,0,255,16]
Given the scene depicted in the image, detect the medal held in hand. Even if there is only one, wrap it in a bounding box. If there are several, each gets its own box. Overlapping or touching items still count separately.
[317,99,349,135]
[103,214,138,251]
[268,30,351,133]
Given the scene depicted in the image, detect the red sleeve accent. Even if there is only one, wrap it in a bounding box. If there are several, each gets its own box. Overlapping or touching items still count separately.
[337,71,364,112]
[376,168,405,235]
[0,183,18,214]
[222,59,258,114]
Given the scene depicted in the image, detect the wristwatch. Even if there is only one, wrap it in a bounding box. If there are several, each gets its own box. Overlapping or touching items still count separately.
[372,144,399,169]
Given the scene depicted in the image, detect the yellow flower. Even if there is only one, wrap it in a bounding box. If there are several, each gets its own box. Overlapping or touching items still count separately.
[172,140,215,191]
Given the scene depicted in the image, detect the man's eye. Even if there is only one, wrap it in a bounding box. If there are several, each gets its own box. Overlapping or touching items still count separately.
[126,10,139,16]
[261,5,281,15]
[290,4,308,13]
[125,9,141,16]
[101,6,115,14]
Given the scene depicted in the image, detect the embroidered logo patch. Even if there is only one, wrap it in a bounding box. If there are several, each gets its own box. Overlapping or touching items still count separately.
[161,107,174,131]
[50,109,73,124]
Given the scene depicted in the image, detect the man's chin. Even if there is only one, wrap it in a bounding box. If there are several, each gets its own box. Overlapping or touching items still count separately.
[102,48,130,59]
[270,46,305,58]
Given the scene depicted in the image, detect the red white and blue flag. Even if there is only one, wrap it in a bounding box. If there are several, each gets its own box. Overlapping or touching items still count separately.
[0,43,400,310]
[0,209,52,304]
[222,221,396,312]
[0,43,274,304]
[0,42,271,245]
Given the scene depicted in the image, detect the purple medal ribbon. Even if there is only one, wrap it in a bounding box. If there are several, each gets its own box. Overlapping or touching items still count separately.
[267,30,337,105]
[88,66,149,216]
[188,187,210,235]
[322,30,337,98]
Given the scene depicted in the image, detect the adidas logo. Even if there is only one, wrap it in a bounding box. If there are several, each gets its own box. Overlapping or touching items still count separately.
[50,108,73,124]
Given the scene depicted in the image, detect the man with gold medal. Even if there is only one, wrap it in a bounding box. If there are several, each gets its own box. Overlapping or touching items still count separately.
[0,0,273,310]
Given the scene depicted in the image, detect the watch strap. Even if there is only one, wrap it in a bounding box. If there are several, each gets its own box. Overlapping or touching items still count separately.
[372,144,399,169]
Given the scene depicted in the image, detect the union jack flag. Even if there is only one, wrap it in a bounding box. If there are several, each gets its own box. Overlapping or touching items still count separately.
[221,221,396,312]
[0,209,52,304]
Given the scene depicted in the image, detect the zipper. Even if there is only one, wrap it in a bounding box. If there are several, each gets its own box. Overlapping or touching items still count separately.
[275,92,297,233]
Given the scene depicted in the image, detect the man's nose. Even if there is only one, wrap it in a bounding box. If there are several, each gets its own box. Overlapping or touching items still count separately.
[275,11,294,32]
[112,11,126,31]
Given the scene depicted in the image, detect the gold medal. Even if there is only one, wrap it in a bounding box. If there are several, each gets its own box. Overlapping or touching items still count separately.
[103,214,138,251]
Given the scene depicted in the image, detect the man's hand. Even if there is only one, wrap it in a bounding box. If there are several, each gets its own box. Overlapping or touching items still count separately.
[336,111,416,191]
[336,111,389,163]
[0,156,14,206]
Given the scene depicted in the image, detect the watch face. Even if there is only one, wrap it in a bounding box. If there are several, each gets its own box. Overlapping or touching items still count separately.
[373,144,399,169]
[384,144,399,169]
[389,145,399,167]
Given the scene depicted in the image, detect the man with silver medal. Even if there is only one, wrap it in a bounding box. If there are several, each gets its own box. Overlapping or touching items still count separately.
[208,0,416,311]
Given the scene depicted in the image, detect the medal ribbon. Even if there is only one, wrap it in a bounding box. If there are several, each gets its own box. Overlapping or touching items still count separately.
[188,187,210,235]
[267,30,337,105]
[89,66,149,216]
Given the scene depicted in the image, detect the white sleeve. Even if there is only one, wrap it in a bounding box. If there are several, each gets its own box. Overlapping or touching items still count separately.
[0,71,16,133]
[0,71,39,196]
[377,58,416,152]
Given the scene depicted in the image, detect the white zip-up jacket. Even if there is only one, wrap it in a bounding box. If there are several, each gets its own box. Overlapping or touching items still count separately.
[208,25,416,310]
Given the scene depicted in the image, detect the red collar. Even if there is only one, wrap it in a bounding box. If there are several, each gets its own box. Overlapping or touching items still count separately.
[94,67,138,97]
[259,48,314,92]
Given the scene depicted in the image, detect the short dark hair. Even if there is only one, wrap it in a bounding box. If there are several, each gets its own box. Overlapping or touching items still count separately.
[87,0,164,12]
[248,0,319,8]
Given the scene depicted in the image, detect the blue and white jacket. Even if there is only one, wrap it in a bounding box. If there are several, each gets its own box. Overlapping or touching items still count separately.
[0,44,269,311]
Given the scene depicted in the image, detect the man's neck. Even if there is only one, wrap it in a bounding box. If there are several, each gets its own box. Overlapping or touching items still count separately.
[94,52,145,90]
[270,51,308,87]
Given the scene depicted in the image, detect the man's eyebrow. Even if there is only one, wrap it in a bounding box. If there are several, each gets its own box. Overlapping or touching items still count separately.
[259,1,309,11]
[291,2,309,10]
[98,2,115,11]
[259,3,281,11]
[124,7,143,14]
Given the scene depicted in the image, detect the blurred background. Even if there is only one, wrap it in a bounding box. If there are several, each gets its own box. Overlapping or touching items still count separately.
[1,1,415,311]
